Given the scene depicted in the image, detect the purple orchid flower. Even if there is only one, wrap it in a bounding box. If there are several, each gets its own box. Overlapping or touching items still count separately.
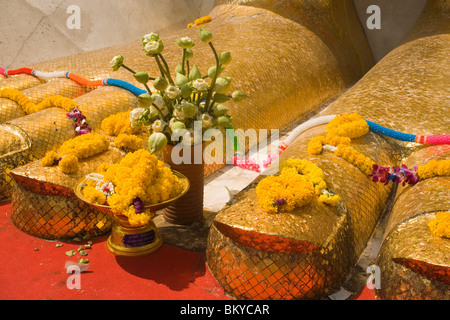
[133,197,146,214]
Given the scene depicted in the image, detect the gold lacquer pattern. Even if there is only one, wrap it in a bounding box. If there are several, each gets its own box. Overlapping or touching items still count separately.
[0,0,372,183]
[207,126,396,299]
[9,147,126,239]
[0,86,138,201]
[10,184,113,240]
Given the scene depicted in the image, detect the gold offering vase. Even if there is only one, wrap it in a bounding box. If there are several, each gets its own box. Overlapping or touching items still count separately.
[74,171,190,257]
[106,214,162,257]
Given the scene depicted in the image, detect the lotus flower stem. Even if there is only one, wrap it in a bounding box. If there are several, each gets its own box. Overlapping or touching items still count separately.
[158,54,174,85]
[205,42,221,113]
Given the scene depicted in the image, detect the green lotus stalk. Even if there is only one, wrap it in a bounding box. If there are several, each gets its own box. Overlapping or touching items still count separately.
[181,49,187,75]
[158,54,175,86]
[121,65,154,93]
[205,41,221,113]
[155,55,173,85]
[121,64,137,74]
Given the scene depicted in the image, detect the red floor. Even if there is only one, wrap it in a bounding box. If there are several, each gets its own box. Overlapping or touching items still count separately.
[0,201,375,301]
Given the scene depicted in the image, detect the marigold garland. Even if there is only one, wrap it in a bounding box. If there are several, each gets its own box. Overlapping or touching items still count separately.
[82,185,107,205]
[41,133,110,174]
[326,113,369,139]
[58,154,79,174]
[0,88,78,114]
[256,158,340,214]
[333,145,376,176]
[114,134,143,152]
[256,169,315,214]
[417,159,450,180]
[428,211,450,239]
[58,133,110,159]
[187,15,212,28]
[101,111,136,136]
[82,149,184,227]
[308,113,449,185]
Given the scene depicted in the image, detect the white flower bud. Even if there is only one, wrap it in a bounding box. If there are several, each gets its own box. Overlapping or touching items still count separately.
[110,55,123,71]
[201,113,213,128]
[177,37,195,49]
[152,119,166,133]
[192,78,209,92]
[130,107,146,125]
[165,86,181,99]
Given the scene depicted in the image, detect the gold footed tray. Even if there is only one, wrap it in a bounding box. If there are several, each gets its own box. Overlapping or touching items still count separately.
[74,171,190,257]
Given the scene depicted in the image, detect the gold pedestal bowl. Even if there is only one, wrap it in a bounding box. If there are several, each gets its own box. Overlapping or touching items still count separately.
[74,171,190,257]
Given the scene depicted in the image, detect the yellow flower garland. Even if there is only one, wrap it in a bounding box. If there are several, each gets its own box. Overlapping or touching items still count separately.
[326,113,369,139]
[83,149,184,226]
[256,158,340,214]
[0,88,78,114]
[308,113,448,181]
[58,154,79,174]
[428,211,450,239]
[82,185,107,205]
[114,134,143,152]
[308,114,375,176]
[417,159,450,180]
[101,111,135,136]
[58,133,110,159]
[41,133,110,174]
[188,16,212,28]
[333,145,376,176]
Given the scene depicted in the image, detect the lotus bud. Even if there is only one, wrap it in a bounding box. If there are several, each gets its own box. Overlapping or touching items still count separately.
[181,84,193,99]
[212,93,230,103]
[153,77,168,91]
[232,90,247,102]
[185,49,194,61]
[165,86,181,99]
[177,37,194,49]
[143,40,164,56]
[189,65,202,81]
[182,129,194,147]
[213,104,229,117]
[219,52,232,65]
[110,54,123,71]
[152,119,166,133]
[200,28,213,43]
[208,65,223,79]
[192,78,209,92]
[170,121,186,131]
[182,102,197,118]
[175,63,185,76]
[214,77,232,94]
[216,116,233,127]
[174,105,185,120]
[175,73,189,87]
[201,113,213,129]
[182,128,202,147]
[148,132,168,154]
[133,72,149,84]
[142,33,159,44]
[129,107,146,126]
[139,93,155,106]
[148,107,160,121]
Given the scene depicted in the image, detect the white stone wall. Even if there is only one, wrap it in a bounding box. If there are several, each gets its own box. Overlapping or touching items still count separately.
[0,0,214,68]
[0,0,429,68]
[354,0,427,62]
